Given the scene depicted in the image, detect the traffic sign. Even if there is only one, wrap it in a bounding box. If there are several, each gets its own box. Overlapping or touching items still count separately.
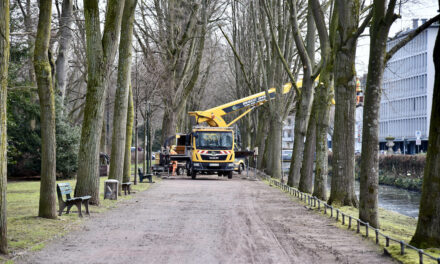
[415,130,422,139]
[416,139,421,145]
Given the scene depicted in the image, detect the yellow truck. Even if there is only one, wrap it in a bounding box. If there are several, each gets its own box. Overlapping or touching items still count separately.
[182,83,293,179]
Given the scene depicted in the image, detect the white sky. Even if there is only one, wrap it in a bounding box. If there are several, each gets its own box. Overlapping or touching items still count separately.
[355,0,439,75]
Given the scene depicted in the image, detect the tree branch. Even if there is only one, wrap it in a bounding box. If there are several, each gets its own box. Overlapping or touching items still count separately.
[386,14,440,63]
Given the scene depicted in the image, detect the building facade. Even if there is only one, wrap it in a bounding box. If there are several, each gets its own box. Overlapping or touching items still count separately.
[379,19,438,154]
[282,115,295,149]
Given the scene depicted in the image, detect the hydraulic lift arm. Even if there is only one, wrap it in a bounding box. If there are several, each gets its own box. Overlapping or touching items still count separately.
[188,83,293,127]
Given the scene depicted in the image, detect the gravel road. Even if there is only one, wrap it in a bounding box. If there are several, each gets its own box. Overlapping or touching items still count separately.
[19,175,395,264]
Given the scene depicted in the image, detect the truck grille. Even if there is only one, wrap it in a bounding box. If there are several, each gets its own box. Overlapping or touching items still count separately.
[200,154,228,161]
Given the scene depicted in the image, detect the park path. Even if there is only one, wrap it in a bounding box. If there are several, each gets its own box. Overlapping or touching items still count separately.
[18,175,395,264]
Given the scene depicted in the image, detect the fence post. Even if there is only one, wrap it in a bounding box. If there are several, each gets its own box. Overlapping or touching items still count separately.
[418,250,423,264]
[318,200,320,210]
[324,204,327,214]
[336,210,339,221]
[342,214,345,225]
[331,207,333,218]
[386,236,390,247]
[348,216,352,229]
[366,223,369,237]
[357,220,360,233]
[400,241,405,255]
[375,229,379,244]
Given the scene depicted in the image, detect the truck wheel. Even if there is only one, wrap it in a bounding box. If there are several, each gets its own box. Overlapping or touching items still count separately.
[238,164,243,175]
[227,171,233,179]
[191,169,197,179]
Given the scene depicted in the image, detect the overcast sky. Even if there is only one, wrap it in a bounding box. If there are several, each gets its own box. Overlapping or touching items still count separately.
[356,0,439,75]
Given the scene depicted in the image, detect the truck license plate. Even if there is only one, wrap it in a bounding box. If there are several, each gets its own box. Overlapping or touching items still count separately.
[210,163,219,166]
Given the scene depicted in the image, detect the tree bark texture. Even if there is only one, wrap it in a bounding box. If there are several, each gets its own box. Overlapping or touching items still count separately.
[75,0,125,204]
[0,0,9,253]
[359,0,395,228]
[34,0,57,219]
[299,99,316,194]
[123,85,134,184]
[287,0,316,188]
[328,0,360,207]
[55,0,73,111]
[109,0,137,187]
[411,6,440,248]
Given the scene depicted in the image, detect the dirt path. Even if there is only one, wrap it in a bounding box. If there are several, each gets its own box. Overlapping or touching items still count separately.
[18,175,395,264]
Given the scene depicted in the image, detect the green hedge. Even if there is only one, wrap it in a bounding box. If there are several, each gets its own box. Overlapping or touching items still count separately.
[328,153,425,191]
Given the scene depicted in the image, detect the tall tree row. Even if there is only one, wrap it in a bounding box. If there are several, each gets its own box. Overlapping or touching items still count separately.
[74,0,126,204]
[0,0,9,254]
[34,0,57,219]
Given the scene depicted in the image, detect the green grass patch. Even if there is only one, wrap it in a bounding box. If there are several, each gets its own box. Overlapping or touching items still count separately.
[3,175,159,262]
[263,178,440,264]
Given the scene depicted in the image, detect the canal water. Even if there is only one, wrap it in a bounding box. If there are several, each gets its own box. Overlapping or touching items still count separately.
[282,162,421,218]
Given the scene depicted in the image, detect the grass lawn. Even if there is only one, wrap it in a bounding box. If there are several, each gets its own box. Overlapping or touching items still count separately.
[1,173,158,263]
[264,178,440,264]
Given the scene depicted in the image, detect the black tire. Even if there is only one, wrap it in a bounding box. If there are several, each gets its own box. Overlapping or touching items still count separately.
[227,171,233,179]
[238,164,244,175]
[217,172,222,177]
[191,169,197,179]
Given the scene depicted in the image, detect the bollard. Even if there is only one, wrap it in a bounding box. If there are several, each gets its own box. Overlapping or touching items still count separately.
[375,229,379,244]
[400,241,405,255]
[357,220,360,233]
[342,214,345,225]
[386,236,390,247]
[348,216,352,229]
[366,223,369,237]
[418,250,423,264]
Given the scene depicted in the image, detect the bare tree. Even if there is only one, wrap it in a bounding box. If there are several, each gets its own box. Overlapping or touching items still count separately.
[75,0,126,205]
[411,0,440,247]
[359,0,440,227]
[0,0,10,254]
[34,0,57,219]
[108,0,138,189]
[328,0,371,207]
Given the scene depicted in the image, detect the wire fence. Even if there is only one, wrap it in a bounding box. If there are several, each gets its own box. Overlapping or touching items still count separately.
[259,174,440,264]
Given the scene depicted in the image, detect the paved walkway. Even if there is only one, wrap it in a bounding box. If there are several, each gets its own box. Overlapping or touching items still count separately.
[19,175,395,264]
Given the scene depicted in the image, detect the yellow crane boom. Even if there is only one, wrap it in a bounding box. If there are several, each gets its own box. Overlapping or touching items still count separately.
[188,83,293,127]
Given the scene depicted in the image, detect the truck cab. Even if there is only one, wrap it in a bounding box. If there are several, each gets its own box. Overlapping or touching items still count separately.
[188,127,235,179]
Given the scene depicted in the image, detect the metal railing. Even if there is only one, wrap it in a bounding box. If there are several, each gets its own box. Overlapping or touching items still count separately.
[260,174,440,264]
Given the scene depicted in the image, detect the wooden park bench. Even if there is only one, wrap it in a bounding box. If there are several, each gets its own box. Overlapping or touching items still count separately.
[138,168,154,183]
[56,183,91,217]
[121,182,132,195]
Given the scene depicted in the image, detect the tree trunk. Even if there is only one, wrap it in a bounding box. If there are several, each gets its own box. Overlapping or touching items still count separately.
[34,0,57,219]
[313,72,333,202]
[123,85,134,184]
[0,0,9,253]
[108,0,137,186]
[288,76,314,187]
[55,0,73,112]
[328,0,360,207]
[410,7,440,248]
[358,0,391,228]
[311,100,326,200]
[269,118,283,179]
[161,107,177,144]
[299,100,316,194]
[75,0,125,204]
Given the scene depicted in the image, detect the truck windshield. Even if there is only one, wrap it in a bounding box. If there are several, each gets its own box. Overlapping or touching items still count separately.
[195,131,233,150]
